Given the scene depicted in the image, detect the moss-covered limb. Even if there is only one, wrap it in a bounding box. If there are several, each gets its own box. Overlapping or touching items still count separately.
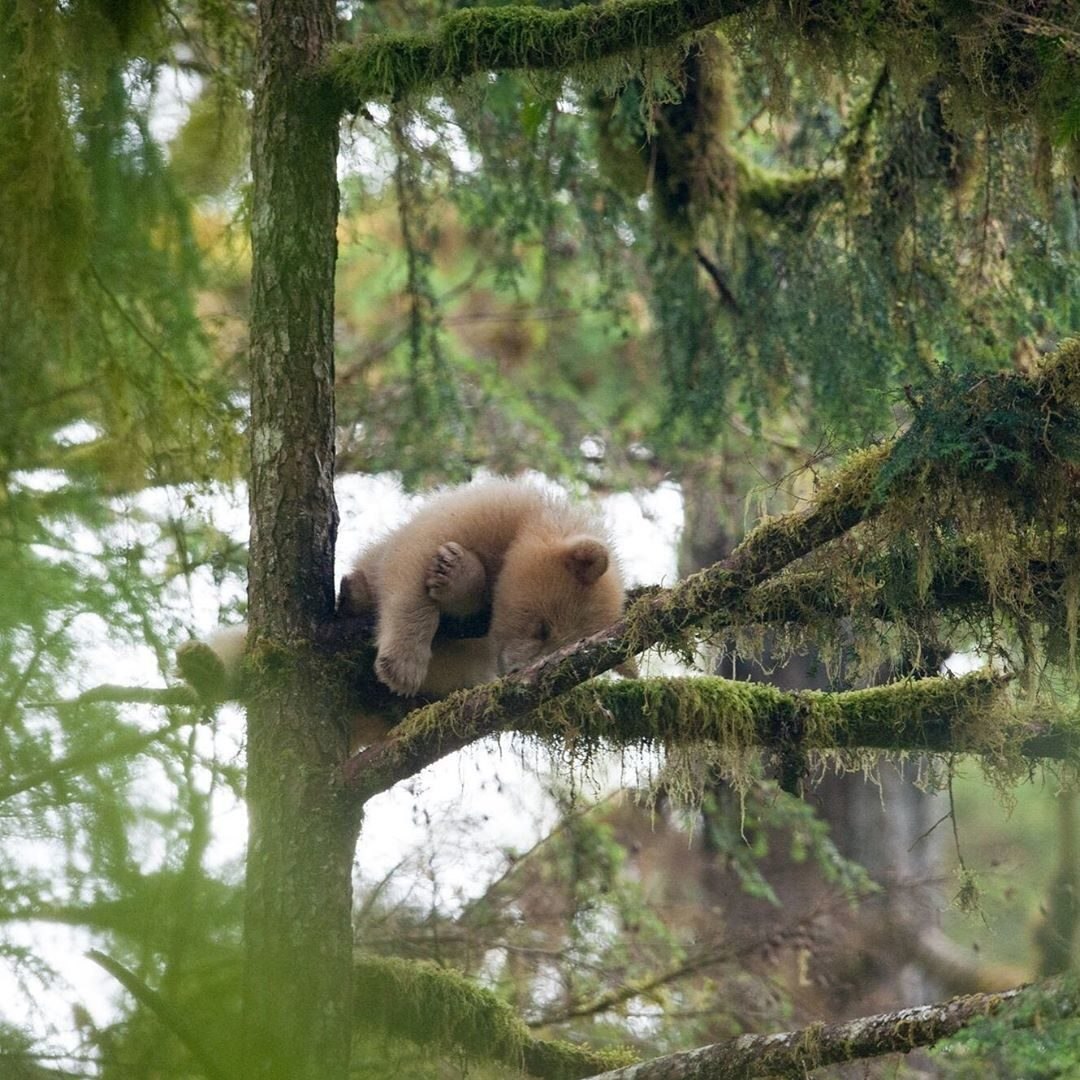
[324,0,754,106]
[519,673,1028,758]
[737,155,843,221]
[732,65,887,224]
[325,0,1080,137]
[584,977,1078,1080]
[354,956,636,1079]
[345,444,892,801]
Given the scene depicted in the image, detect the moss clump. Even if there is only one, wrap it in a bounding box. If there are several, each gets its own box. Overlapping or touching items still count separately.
[353,955,637,1077]
[521,672,1010,800]
[326,0,733,105]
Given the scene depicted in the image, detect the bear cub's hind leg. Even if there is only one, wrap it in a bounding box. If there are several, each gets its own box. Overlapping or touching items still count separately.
[426,542,487,616]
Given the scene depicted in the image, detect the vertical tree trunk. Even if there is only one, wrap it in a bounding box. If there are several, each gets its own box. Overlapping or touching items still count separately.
[244,1,359,1078]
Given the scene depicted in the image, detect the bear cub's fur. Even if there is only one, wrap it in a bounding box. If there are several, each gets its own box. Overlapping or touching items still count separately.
[182,479,628,719]
[339,478,626,696]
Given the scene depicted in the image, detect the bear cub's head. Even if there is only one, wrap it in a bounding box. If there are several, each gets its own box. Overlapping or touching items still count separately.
[489,533,625,676]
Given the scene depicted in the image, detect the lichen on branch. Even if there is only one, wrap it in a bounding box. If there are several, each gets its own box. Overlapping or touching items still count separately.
[585,975,1080,1080]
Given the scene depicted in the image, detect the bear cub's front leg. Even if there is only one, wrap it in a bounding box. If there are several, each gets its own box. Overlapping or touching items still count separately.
[375,542,489,695]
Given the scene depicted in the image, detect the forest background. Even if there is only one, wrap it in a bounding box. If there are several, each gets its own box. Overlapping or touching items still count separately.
[4,0,1080,1077]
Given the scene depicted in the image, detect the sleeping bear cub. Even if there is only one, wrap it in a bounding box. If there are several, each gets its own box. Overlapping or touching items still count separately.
[339,478,627,696]
[182,479,628,712]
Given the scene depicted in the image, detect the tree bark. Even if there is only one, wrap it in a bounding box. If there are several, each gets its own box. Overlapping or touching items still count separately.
[244,0,359,1078]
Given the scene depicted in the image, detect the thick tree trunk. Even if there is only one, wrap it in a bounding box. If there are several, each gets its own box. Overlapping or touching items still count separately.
[243,1,359,1078]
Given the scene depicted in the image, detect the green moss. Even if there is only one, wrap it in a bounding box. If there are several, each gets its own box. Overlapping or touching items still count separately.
[353,955,637,1077]
[750,0,1080,157]
[518,672,1012,799]
[354,955,527,1062]
[326,0,736,105]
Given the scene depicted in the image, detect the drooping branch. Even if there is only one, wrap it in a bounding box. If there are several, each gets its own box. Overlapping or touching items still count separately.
[582,977,1079,1080]
[325,0,754,107]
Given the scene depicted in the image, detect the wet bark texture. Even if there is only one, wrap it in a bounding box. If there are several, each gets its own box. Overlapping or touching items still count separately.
[243,1,360,1078]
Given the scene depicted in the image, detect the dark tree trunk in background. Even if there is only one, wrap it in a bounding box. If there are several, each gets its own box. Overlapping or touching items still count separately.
[243,0,360,1077]
[678,478,947,1015]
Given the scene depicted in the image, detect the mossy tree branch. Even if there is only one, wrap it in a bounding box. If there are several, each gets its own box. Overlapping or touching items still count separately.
[582,976,1079,1080]
[523,672,1024,758]
[325,0,1080,144]
[354,956,636,1079]
[325,0,755,106]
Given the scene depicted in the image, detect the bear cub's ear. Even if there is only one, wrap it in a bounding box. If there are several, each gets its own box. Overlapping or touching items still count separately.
[561,537,610,585]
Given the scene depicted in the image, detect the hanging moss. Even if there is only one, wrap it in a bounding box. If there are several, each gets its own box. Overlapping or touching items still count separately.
[327,0,1080,160]
[744,0,1080,158]
[0,0,91,311]
[326,0,740,105]
[524,672,1009,756]
[858,339,1080,679]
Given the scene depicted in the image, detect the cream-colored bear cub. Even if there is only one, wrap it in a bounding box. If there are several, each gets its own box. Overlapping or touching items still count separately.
[339,478,627,696]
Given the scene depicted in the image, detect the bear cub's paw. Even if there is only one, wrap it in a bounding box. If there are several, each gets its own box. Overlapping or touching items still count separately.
[425,541,486,615]
[375,646,431,697]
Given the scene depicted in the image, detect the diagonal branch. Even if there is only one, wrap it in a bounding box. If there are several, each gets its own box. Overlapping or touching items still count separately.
[581,976,1079,1079]
[88,950,230,1080]
[345,445,890,800]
